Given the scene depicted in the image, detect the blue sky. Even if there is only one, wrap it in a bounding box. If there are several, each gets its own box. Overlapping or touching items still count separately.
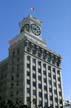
[0,0,71,101]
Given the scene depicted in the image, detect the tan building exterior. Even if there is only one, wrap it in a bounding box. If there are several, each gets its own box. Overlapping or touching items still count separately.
[0,15,64,108]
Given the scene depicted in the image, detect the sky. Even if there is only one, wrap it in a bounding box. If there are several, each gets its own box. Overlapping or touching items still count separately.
[0,0,71,101]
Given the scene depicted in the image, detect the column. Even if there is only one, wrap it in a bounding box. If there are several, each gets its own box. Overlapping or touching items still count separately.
[41,62,44,107]
[23,53,27,104]
[46,64,50,107]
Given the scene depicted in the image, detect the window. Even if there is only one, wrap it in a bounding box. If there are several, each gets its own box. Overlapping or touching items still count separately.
[54,89,57,95]
[27,64,30,68]
[55,106,58,108]
[27,56,30,61]
[48,73,51,78]
[54,82,56,87]
[49,88,52,92]
[27,79,30,85]
[38,75,41,81]
[11,76,14,80]
[33,59,36,64]
[43,64,46,68]
[39,100,42,106]
[33,90,36,96]
[27,88,30,94]
[43,71,46,76]
[58,84,61,89]
[27,97,30,102]
[33,99,36,104]
[59,91,62,96]
[12,66,14,72]
[33,82,36,87]
[44,78,47,83]
[57,70,60,75]
[53,68,55,72]
[12,51,15,57]
[16,73,19,78]
[38,83,42,89]
[60,99,62,104]
[48,66,51,71]
[16,80,19,86]
[53,75,56,80]
[27,71,30,76]
[11,83,14,88]
[55,97,58,103]
[33,66,36,71]
[17,57,20,62]
[10,91,13,97]
[50,96,53,101]
[33,73,36,79]
[39,92,42,97]
[49,80,52,85]
[16,91,19,95]
[38,68,41,73]
[44,86,47,91]
[44,94,47,99]
[38,61,41,66]
[17,48,20,54]
[58,77,60,81]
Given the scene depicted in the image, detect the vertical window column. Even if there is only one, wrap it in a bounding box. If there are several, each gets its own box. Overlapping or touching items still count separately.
[51,67,55,108]
[46,64,49,107]
[56,68,59,108]
[24,54,27,104]
[41,62,44,107]
[30,57,33,108]
[36,59,39,107]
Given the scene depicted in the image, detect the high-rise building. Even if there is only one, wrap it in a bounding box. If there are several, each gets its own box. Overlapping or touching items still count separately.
[0,15,64,108]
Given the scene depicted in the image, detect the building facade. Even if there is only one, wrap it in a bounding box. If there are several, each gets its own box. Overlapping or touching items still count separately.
[0,15,64,108]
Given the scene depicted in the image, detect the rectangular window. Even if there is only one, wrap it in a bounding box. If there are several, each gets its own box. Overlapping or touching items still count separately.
[27,56,30,61]
[32,66,36,71]
[33,82,36,87]
[44,85,47,91]
[57,70,60,75]
[59,91,62,96]
[38,75,41,81]
[27,79,30,85]
[49,80,52,85]
[33,73,36,79]
[50,96,53,101]
[53,75,56,80]
[58,77,60,81]
[33,90,36,96]
[49,88,52,92]
[27,88,30,94]
[44,94,47,99]
[48,66,51,71]
[48,73,51,78]
[44,78,47,83]
[54,89,57,95]
[54,82,56,87]
[27,71,30,76]
[43,71,46,76]
[53,68,55,72]
[38,68,41,73]
[27,64,30,68]
[39,92,42,97]
[33,59,36,64]
[38,83,42,89]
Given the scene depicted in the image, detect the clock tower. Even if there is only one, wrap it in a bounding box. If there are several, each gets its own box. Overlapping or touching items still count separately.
[4,15,63,108]
[19,15,41,37]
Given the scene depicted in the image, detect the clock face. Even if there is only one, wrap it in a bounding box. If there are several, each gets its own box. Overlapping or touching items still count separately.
[21,24,30,32]
[31,24,41,36]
